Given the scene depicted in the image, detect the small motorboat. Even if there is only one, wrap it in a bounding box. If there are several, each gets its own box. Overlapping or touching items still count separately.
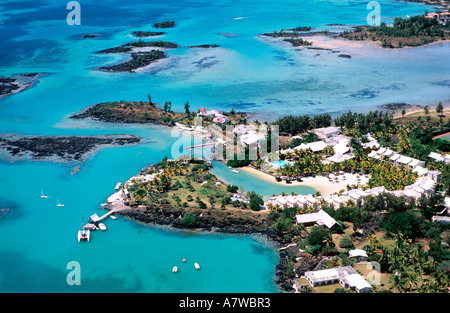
[78,229,90,242]
[40,190,48,198]
[172,266,178,273]
[56,199,64,207]
[231,169,238,173]
[110,215,117,220]
[98,223,106,231]
[194,262,200,270]
[181,258,186,262]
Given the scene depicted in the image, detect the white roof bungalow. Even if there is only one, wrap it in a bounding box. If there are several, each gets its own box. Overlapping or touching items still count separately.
[241,132,265,145]
[397,155,413,167]
[428,152,446,163]
[341,273,373,293]
[349,249,368,261]
[432,216,450,224]
[233,124,250,135]
[362,140,380,150]
[295,209,337,229]
[389,153,401,164]
[313,126,341,140]
[304,266,372,293]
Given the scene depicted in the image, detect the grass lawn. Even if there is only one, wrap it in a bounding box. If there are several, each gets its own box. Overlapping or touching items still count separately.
[394,108,450,128]
[353,262,391,291]
[312,283,343,293]
[354,229,396,250]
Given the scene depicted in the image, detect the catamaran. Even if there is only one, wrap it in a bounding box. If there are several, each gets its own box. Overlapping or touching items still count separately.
[77,229,90,242]
[78,210,90,242]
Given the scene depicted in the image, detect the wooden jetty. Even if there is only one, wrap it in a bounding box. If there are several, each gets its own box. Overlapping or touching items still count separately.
[84,209,116,229]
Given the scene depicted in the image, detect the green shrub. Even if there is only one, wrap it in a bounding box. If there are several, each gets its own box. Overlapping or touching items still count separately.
[181,213,199,228]
[339,235,354,248]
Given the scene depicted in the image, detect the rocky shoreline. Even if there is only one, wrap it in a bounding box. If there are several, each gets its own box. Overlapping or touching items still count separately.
[115,207,295,292]
[95,40,178,73]
[0,134,141,163]
[0,73,46,100]
[70,101,186,126]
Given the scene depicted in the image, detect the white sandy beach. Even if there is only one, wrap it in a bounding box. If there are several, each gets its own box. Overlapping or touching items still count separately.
[240,166,370,196]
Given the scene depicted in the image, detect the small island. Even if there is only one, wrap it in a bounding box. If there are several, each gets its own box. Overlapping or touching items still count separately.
[71,99,187,125]
[153,20,176,28]
[0,73,46,100]
[0,134,141,163]
[132,31,166,37]
[71,96,249,129]
[339,14,450,48]
[187,44,220,48]
[98,50,166,73]
[95,39,179,72]
[261,26,315,47]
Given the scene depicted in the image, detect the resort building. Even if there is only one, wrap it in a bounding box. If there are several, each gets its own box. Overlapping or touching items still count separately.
[348,249,368,261]
[425,11,450,25]
[368,147,426,172]
[265,167,441,212]
[212,114,229,124]
[304,266,372,293]
[197,108,221,118]
[432,216,450,224]
[428,151,450,164]
[313,126,341,140]
[233,124,250,135]
[240,131,266,146]
[295,209,337,229]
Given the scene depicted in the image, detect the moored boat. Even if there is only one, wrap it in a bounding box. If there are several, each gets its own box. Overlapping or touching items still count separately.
[194,262,200,270]
[78,229,90,242]
[172,266,178,273]
[98,223,106,231]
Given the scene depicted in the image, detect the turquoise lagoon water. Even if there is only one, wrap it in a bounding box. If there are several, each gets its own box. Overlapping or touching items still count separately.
[209,160,316,198]
[0,0,448,292]
[270,160,294,169]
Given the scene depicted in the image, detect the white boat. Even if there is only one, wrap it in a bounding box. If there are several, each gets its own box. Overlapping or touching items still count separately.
[194,262,200,270]
[110,215,117,220]
[231,169,238,173]
[172,266,178,273]
[78,229,90,242]
[56,199,64,207]
[181,258,186,262]
[98,223,106,231]
[114,182,122,190]
[40,190,48,198]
